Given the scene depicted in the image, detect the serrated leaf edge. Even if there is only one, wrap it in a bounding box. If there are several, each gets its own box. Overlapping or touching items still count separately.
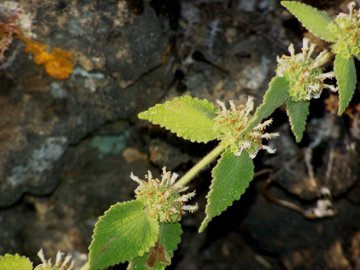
[161,223,183,256]
[246,76,289,132]
[335,55,357,115]
[286,102,310,143]
[281,1,336,42]
[199,151,253,232]
[0,254,33,269]
[89,200,159,270]
[138,96,219,143]
[286,100,310,142]
[127,223,183,270]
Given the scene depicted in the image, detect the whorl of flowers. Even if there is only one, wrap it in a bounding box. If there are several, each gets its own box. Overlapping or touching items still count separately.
[34,249,74,270]
[214,97,279,159]
[276,38,337,101]
[131,168,198,223]
[328,1,360,59]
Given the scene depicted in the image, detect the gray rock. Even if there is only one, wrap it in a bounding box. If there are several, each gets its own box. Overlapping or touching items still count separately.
[0,1,167,206]
[267,115,359,200]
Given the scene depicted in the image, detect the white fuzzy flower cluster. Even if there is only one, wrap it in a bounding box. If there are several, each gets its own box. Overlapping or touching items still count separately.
[131,167,198,223]
[328,1,360,59]
[215,97,279,159]
[276,38,337,101]
[34,249,74,270]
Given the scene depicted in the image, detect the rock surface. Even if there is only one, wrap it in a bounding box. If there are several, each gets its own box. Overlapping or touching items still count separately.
[0,1,359,270]
[0,1,167,206]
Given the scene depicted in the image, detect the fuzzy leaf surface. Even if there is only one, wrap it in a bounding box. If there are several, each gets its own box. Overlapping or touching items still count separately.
[281,1,336,42]
[0,254,33,270]
[334,55,357,115]
[89,200,159,270]
[286,100,310,142]
[247,76,289,131]
[138,96,218,143]
[127,223,182,270]
[199,151,254,232]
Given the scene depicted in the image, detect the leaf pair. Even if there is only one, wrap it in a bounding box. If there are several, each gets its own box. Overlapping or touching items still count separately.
[88,200,182,270]
[139,96,256,232]
[250,76,308,142]
[282,1,358,115]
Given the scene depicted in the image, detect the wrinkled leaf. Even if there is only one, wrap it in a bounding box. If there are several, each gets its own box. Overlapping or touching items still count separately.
[247,76,289,131]
[89,200,159,270]
[0,254,33,270]
[286,100,310,142]
[127,223,182,270]
[281,1,336,42]
[334,55,357,115]
[199,151,254,232]
[139,96,219,143]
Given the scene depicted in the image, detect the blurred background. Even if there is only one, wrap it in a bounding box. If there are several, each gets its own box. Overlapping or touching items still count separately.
[0,0,359,269]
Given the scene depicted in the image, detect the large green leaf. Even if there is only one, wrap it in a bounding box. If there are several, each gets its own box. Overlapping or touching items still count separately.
[89,200,159,270]
[138,96,219,143]
[247,76,289,131]
[286,100,310,142]
[334,55,357,115]
[199,151,254,232]
[127,223,182,270]
[0,254,33,270]
[281,1,336,42]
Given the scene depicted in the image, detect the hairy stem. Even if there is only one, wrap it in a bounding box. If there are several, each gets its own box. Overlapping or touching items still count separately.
[175,144,224,187]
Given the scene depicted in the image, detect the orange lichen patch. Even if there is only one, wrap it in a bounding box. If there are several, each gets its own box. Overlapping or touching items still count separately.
[21,36,74,79]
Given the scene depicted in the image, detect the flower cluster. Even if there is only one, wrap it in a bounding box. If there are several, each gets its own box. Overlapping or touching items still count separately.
[328,1,360,59]
[131,168,198,223]
[276,38,337,101]
[34,249,74,270]
[214,97,278,159]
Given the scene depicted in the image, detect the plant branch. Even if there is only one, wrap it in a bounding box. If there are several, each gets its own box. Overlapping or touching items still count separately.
[175,144,224,187]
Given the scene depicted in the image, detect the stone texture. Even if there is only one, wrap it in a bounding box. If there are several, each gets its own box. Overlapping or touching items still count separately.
[0,1,167,206]
[267,114,360,200]
[0,1,359,270]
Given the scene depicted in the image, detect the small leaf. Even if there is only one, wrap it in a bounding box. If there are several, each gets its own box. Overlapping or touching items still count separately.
[281,1,336,42]
[247,76,289,131]
[127,223,182,270]
[0,254,33,270]
[138,96,219,143]
[89,200,159,270]
[334,55,357,115]
[199,151,254,232]
[158,223,182,254]
[286,100,310,142]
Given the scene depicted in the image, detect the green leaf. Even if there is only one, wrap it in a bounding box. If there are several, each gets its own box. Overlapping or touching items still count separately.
[247,76,289,131]
[281,1,336,42]
[334,55,357,115]
[138,96,219,143]
[89,200,159,270]
[286,100,310,142]
[0,254,33,270]
[199,151,254,232]
[127,223,182,270]
[127,254,149,270]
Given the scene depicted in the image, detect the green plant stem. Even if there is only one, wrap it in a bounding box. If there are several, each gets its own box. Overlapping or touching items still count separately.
[175,144,224,187]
